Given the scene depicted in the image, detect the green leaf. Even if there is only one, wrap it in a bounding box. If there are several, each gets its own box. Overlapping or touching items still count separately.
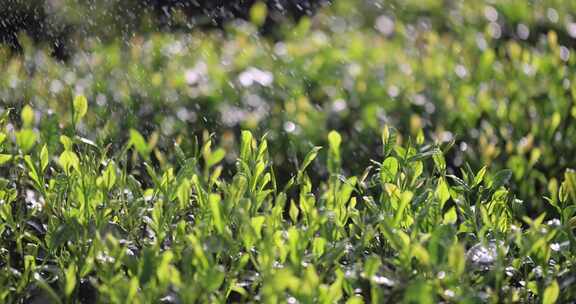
[435,177,450,208]
[404,280,434,304]
[393,191,413,226]
[382,125,395,157]
[40,145,49,172]
[204,267,225,292]
[16,129,37,153]
[24,155,41,187]
[65,264,77,298]
[289,200,299,223]
[473,166,487,187]
[443,207,457,224]
[73,95,88,124]
[448,243,465,276]
[381,156,399,184]
[327,131,342,174]
[59,150,80,175]
[432,150,446,172]
[209,194,224,233]
[411,244,430,266]
[298,146,321,182]
[543,280,559,304]
[240,130,253,162]
[130,129,149,157]
[0,108,12,126]
[328,130,342,151]
[102,161,117,190]
[250,216,266,239]
[0,154,12,166]
[312,237,327,258]
[491,169,513,190]
[301,146,322,173]
[60,135,74,151]
[563,169,576,203]
[21,105,35,128]
[250,1,267,26]
[206,148,226,168]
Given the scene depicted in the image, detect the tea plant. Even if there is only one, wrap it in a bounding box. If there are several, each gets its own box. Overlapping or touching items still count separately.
[3,0,576,210]
[2,0,576,302]
[1,102,575,303]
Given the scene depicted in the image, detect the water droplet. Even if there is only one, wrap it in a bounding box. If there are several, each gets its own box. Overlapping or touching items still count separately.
[332,99,347,112]
[567,22,576,38]
[375,15,395,36]
[547,8,559,23]
[372,275,395,286]
[560,46,570,62]
[484,6,498,22]
[455,64,468,78]
[466,242,502,269]
[239,67,274,87]
[517,24,530,40]
[284,121,296,133]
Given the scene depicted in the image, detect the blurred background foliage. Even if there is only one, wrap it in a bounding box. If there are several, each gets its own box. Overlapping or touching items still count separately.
[2,0,576,215]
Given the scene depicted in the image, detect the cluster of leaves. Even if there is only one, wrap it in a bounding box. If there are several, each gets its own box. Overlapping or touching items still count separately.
[2,1,576,213]
[1,102,575,303]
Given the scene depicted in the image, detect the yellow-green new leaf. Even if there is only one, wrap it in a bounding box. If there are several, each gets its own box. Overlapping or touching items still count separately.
[21,105,35,128]
[206,148,226,168]
[209,194,224,233]
[130,129,149,157]
[59,150,80,175]
[102,161,117,190]
[381,156,399,184]
[40,145,49,172]
[0,154,12,166]
[543,280,559,304]
[73,95,88,124]
[250,2,267,26]
[65,264,77,298]
[16,129,37,153]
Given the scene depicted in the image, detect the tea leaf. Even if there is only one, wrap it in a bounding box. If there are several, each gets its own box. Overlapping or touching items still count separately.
[73,95,88,124]
[381,156,399,184]
[543,280,559,304]
[40,144,49,172]
[130,129,149,157]
[250,2,267,26]
[59,150,80,174]
[65,264,77,297]
[21,105,34,128]
[0,154,12,166]
[16,129,37,153]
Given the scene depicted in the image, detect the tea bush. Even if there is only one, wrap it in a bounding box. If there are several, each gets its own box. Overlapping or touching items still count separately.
[2,0,576,211]
[1,103,575,302]
[1,0,576,302]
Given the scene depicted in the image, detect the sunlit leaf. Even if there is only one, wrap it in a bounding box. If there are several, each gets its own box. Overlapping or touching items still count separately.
[21,105,34,128]
[65,264,77,298]
[16,129,37,153]
[381,156,399,184]
[40,144,49,172]
[491,169,513,190]
[250,1,267,26]
[73,95,88,124]
[543,280,559,304]
[0,154,12,166]
[130,129,149,157]
[59,150,80,174]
